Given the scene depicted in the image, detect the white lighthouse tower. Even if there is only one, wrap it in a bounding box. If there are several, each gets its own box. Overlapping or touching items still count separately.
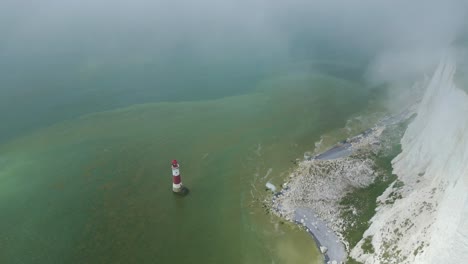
[171,160,184,193]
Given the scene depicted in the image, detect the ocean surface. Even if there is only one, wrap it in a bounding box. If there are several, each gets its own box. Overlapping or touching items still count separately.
[0,58,376,263]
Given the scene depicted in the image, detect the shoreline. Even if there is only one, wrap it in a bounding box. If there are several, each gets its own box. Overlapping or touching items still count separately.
[273,129,374,264]
[272,109,416,264]
[294,131,372,264]
[294,208,346,264]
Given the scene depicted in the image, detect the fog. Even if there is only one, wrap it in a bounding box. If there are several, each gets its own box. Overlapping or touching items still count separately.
[1,0,467,141]
[3,1,466,60]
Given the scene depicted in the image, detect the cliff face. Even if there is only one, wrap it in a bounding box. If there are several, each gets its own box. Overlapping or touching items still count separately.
[351,58,468,263]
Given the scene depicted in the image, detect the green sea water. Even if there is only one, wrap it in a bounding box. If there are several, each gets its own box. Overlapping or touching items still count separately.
[0,65,374,263]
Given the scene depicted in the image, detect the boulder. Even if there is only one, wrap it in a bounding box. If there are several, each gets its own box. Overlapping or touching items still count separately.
[320,246,328,254]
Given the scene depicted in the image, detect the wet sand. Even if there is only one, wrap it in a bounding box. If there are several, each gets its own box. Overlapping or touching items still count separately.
[286,110,416,263]
[295,208,347,264]
[288,126,387,263]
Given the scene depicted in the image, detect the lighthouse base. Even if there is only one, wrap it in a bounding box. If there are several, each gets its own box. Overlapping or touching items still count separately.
[172,184,189,196]
[172,186,189,196]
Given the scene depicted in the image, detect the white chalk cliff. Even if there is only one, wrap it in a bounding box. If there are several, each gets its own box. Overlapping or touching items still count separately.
[351,58,468,263]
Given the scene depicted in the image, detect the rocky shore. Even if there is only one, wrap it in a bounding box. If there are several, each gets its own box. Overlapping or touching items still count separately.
[271,110,415,264]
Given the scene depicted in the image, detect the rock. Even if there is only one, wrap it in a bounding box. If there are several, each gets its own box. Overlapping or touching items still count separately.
[265,182,276,192]
[320,246,328,254]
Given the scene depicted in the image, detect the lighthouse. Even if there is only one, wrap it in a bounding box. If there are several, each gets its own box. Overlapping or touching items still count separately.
[171,160,184,193]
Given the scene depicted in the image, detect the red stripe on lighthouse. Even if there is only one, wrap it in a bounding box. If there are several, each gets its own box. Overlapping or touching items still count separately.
[173,175,181,184]
[171,160,184,193]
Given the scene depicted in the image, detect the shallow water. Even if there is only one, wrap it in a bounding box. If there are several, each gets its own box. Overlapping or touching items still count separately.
[0,68,373,263]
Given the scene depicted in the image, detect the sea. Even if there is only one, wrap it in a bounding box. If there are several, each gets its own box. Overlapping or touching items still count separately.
[0,42,378,263]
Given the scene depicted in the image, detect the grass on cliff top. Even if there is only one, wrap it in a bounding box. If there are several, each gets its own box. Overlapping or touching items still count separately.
[340,159,397,249]
[340,120,410,263]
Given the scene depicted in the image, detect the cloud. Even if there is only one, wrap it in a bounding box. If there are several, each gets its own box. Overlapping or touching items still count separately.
[2,0,467,59]
[1,0,467,86]
[1,0,467,142]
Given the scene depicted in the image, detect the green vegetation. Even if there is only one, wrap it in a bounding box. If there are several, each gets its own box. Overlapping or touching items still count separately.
[340,119,412,263]
[340,167,396,249]
[362,236,375,254]
[413,242,425,256]
[347,257,365,264]
[385,180,404,205]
